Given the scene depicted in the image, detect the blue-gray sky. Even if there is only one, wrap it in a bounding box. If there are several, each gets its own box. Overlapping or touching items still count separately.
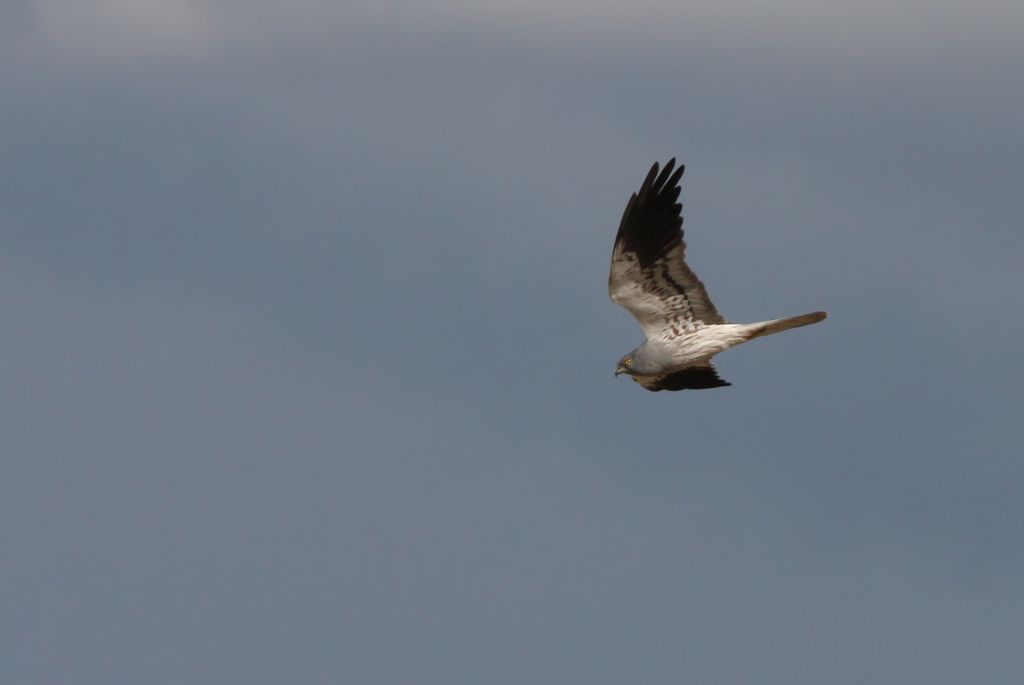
[2,2,1022,683]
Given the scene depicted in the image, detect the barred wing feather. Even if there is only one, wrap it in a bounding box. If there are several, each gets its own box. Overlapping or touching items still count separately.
[608,159,725,340]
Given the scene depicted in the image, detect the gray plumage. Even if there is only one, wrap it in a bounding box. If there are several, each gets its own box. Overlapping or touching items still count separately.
[609,159,826,391]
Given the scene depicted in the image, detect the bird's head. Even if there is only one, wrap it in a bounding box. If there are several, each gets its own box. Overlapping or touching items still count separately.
[614,354,635,377]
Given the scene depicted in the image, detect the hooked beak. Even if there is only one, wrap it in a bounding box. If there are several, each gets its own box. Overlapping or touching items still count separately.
[614,366,625,377]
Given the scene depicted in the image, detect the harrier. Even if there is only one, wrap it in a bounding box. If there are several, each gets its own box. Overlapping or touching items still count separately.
[610,159,826,391]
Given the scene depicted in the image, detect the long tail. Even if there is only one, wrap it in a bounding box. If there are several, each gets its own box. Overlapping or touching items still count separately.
[748,311,827,339]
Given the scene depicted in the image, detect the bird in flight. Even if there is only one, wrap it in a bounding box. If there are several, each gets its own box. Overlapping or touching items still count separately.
[610,159,826,391]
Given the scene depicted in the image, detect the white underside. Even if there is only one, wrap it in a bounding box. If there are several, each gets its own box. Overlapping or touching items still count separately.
[655,323,756,367]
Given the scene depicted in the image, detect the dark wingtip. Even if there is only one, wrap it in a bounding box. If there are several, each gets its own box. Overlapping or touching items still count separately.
[644,161,660,185]
[648,366,731,391]
[613,156,689,268]
[653,159,676,190]
[667,164,685,189]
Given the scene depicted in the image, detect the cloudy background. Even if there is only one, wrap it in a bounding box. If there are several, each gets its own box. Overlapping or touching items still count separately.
[2,1,1022,683]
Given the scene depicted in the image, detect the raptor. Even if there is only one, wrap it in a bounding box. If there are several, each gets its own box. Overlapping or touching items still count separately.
[610,159,826,391]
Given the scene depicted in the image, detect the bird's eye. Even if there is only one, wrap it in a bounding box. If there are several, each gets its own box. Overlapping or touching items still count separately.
[624,358,632,367]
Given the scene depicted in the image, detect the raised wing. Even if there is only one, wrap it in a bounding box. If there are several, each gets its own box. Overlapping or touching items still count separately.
[609,159,725,340]
[635,365,731,392]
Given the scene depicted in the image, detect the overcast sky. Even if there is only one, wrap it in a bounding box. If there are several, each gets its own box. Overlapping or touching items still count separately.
[2,2,1022,683]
